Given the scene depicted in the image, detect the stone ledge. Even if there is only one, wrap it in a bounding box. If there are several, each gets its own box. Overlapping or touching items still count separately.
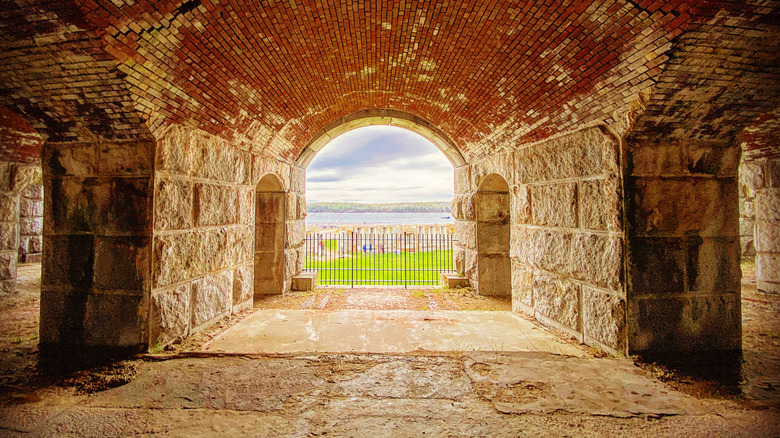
[440,272,470,289]
[291,272,318,291]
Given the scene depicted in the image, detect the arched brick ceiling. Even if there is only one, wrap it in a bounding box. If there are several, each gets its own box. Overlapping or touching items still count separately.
[1,0,779,164]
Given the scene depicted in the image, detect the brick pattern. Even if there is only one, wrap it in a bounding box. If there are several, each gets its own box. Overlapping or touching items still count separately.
[0,106,42,164]
[7,0,768,164]
[742,109,780,161]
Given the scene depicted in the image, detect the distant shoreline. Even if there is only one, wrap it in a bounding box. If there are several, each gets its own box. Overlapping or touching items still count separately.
[308,201,451,214]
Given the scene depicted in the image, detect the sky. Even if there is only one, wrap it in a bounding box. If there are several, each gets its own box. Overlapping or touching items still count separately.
[306,126,455,203]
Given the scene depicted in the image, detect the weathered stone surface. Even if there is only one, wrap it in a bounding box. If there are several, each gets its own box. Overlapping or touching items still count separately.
[511,185,531,224]
[108,178,153,235]
[756,189,780,221]
[629,294,741,352]
[154,178,193,230]
[685,236,741,293]
[0,223,15,251]
[153,233,200,288]
[42,235,93,288]
[473,152,514,188]
[739,160,764,195]
[531,183,576,228]
[286,220,305,248]
[475,192,509,223]
[192,271,232,327]
[39,289,80,344]
[0,251,16,280]
[28,235,42,253]
[755,221,780,253]
[150,284,191,346]
[462,193,476,221]
[255,220,284,252]
[453,245,465,275]
[509,225,532,260]
[767,159,780,188]
[290,166,305,193]
[156,129,195,175]
[579,178,621,231]
[570,233,622,292]
[285,248,299,280]
[516,129,616,184]
[230,225,254,264]
[583,286,625,352]
[200,228,230,273]
[0,195,18,222]
[192,137,244,183]
[256,192,285,223]
[629,178,738,237]
[291,272,318,291]
[94,236,150,293]
[629,237,684,296]
[740,218,755,237]
[195,183,237,226]
[629,143,683,176]
[296,194,307,219]
[233,265,253,306]
[99,141,153,176]
[533,272,579,331]
[531,229,573,274]
[454,165,471,193]
[236,186,254,225]
[454,220,477,251]
[477,222,509,254]
[84,293,142,346]
[740,199,755,219]
[43,145,96,177]
[19,217,42,235]
[477,254,511,296]
[511,258,533,307]
[685,143,740,177]
[286,193,297,221]
[757,253,780,284]
[23,183,43,200]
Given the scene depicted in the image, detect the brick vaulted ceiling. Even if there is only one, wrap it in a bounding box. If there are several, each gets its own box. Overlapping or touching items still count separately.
[0,0,778,164]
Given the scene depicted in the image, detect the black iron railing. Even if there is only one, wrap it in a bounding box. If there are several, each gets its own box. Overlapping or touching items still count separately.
[304,232,455,287]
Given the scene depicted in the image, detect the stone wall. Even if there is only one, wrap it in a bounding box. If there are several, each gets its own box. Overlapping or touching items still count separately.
[18,183,43,263]
[625,138,742,354]
[747,158,780,294]
[40,141,153,348]
[0,162,41,293]
[453,127,627,354]
[150,125,307,347]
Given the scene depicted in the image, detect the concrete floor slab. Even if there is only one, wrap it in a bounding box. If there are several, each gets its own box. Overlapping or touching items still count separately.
[204,310,587,356]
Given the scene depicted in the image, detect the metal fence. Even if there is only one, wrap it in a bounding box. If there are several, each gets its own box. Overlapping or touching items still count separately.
[304,232,455,287]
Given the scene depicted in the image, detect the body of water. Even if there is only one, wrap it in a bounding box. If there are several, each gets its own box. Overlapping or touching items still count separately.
[306,212,454,225]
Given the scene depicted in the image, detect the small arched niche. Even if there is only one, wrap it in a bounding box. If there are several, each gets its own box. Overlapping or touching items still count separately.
[475,173,511,296]
[254,173,286,297]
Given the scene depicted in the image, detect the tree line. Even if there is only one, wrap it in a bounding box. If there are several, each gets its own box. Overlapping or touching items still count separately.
[308,201,451,213]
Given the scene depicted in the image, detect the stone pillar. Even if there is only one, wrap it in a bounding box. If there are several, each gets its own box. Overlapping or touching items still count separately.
[755,158,780,294]
[626,139,741,357]
[40,140,153,349]
[0,162,42,293]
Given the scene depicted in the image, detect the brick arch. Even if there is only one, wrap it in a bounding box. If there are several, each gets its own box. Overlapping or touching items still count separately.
[295,109,465,168]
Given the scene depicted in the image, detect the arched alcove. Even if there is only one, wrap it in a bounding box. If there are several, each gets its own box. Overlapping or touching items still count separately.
[254,173,286,296]
[475,173,511,296]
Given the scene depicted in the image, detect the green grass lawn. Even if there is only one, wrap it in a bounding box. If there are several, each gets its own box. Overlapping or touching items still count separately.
[306,250,454,285]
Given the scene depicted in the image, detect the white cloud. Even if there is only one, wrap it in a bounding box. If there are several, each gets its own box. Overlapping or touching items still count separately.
[306,126,454,203]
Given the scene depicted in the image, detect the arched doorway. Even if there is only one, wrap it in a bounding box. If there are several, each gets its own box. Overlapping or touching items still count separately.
[254,174,286,296]
[475,174,511,296]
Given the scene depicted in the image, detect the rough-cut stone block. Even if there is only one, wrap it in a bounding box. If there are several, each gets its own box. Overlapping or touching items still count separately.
[475,192,509,223]
[629,237,684,296]
[454,165,471,193]
[629,294,741,353]
[740,218,755,237]
[150,284,190,346]
[454,245,465,275]
[153,233,199,288]
[286,193,297,220]
[0,223,16,251]
[83,293,142,347]
[42,235,93,288]
[195,183,237,226]
[99,141,153,176]
[464,248,478,278]
[44,144,96,176]
[0,251,16,280]
[192,137,243,183]
[767,159,780,188]
[0,195,16,222]
[256,192,285,223]
[629,178,738,237]
[285,248,299,280]
[18,197,33,217]
[154,178,193,230]
[477,222,510,254]
[108,178,152,235]
[473,152,514,188]
[237,187,254,225]
[755,221,780,253]
[296,194,307,219]
[18,236,29,254]
[290,166,305,193]
[200,228,230,273]
[477,254,511,296]
[740,199,755,219]
[450,195,463,220]
[509,225,532,260]
[462,193,476,221]
[512,185,531,224]
[533,272,579,331]
[629,144,684,176]
[291,272,318,291]
[233,265,253,306]
[739,160,764,192]
[19,218,42,235]
[24,184,43,200]
[531,229,572,274]
[757,253,780,284]
[94,236,150,293]
[286,220,305,248]
[511,258,533,307]
[255,221,284,252]
[583,286,626,352]
[579,178,621,231]
[11,166,42,195]
[440,272,469,289]
[454,220,477,250]
[756,189,780,221]
[28,235,42,253]
[156,130,194,174]
[570,233,622,292]
[230,225,255,264]
[24,253,41,263]
[191,271,232,327]
[685,143,739,177]
[254,251,284,283]
[531,183,576,228]
[685,236,741,293]
[39,289,80,344]
[516,128,616,183]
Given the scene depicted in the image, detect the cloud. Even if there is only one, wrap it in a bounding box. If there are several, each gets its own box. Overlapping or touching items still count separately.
[307,126,454,203]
